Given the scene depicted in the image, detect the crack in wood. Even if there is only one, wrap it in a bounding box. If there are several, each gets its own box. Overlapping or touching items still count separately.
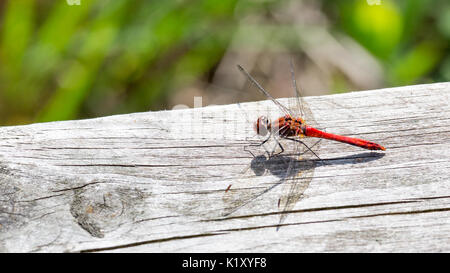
[348,207,450,219]
[204,199,423,222]
[14,193,65,203]
[79,232,224,252]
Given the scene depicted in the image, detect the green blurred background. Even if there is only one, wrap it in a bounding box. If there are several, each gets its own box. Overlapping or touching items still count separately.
[0,0,448,125]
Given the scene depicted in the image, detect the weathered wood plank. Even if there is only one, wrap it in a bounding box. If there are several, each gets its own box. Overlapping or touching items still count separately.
[0,82,449,252]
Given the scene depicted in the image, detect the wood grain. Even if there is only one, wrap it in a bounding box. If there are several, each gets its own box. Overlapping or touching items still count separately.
[0,82,449,252]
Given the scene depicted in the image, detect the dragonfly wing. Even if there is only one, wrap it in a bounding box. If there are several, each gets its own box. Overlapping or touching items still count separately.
[274,62,321,228]
[288,61,322,158]
[224,63,320,228]
[276,135,316,228]
[238,65,293,117]
[289,60,319,129]
[222,154,292,217]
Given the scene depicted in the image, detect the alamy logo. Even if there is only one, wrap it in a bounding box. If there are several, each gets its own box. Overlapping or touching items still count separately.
[67,0,81,5]
[367,0,381,5]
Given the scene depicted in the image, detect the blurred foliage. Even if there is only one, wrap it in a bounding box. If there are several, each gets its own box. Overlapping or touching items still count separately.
[0,0,448,125]
[339,0,448,85]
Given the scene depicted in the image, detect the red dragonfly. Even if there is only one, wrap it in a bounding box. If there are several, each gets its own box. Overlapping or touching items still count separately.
[222,63,385,229]
[237,64,386,157]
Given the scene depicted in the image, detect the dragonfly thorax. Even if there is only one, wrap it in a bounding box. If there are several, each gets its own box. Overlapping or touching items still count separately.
[255,115,307,137]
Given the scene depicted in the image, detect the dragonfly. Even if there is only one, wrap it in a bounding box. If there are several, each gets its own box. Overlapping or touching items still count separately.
[223,62,385,229]
[237,64,386,153]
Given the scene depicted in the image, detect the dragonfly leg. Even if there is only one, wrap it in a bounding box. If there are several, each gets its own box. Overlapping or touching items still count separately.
[305,138,322,152]
[244,134,271,158]
[267,124,291,158]
[284,137,323,163]
[244,123,289,158]
[269,137,285,158]
[243,145,256,157]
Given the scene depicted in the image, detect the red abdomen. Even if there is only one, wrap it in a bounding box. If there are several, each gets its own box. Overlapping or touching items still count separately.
[304,126,385,151]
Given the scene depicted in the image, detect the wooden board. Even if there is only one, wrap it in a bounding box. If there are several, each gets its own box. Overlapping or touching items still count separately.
[0,82,449,252]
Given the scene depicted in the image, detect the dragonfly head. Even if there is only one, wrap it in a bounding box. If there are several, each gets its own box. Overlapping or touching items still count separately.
[254,116,270,136]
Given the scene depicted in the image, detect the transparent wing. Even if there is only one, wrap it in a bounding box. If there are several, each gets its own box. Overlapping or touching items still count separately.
[289,60,319,129]
[221,102,280,217]
[237,65,293,117]
[222,99,295,218]
[276,133,316,229]
[222,63,320,228]
[287,61,322,158]
[221,154,293,217]
[274,61,321,228]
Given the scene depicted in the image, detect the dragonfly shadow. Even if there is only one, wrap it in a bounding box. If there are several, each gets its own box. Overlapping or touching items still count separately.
[249,151,385,179]
[249,154,313,179]
[223,152,385,216]
[321,152,385,167]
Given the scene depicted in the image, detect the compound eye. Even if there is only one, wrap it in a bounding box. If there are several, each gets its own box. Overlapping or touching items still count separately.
[261,116,268,125]
[254,116,269,136]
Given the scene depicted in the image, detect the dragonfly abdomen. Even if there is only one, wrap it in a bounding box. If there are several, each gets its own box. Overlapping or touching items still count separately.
[304,126,386,151]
